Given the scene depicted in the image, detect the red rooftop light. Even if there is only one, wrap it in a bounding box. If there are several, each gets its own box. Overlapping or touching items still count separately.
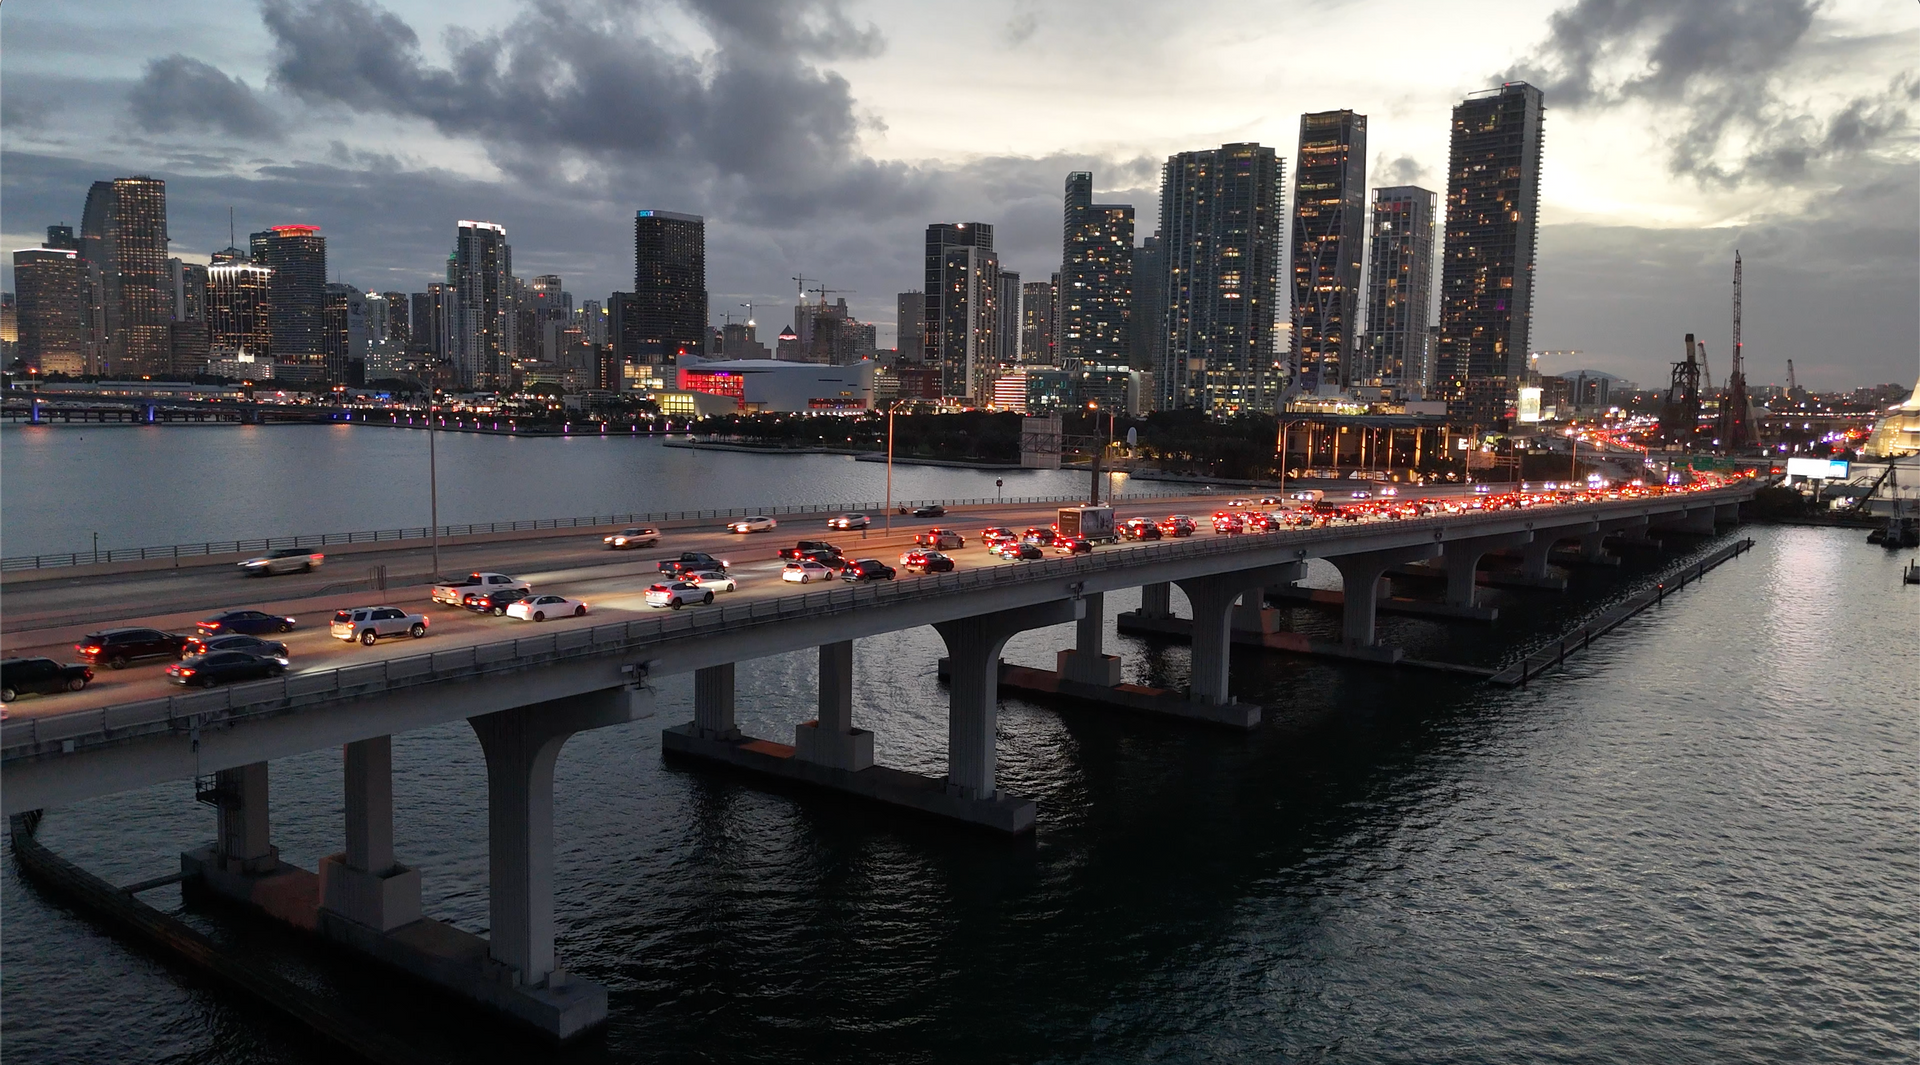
[270,224,321,235]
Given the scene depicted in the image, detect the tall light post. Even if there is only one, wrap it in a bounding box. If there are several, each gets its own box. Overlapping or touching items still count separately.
[1276,418,1306,498]
[428,387,440,577]
[884,399,903,534]
[1566,426,1579,485]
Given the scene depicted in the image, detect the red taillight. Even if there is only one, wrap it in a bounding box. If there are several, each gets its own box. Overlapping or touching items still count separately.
[81,645,101,655]
[178,669,196,677]
[204,622,221,629]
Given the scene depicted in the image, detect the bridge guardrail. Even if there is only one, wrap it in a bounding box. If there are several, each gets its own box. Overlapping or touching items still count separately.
[0,488,1752,760]
[0,491,1192,573]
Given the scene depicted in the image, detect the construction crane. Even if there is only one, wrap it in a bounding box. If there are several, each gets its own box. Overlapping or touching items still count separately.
[1716,251,1756,451]
[791,275,815,303]
[809,285,856,306]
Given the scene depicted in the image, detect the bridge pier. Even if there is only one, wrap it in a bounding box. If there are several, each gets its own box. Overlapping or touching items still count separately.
[317,736,421,933]
[792,641,874,771]
[692,663,738,740]
[1441,532,1531,609]
[1329,545,1440,657]
[1715,502,1742,526]
[1137,581,1175,620]
[934,600,1080,804]
[1662,506,1718,536]
[1056,591,1122,686]
[1175,563,1304,708]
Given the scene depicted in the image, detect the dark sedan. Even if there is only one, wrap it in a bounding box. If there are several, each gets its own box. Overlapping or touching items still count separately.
[1053,537,1093,555]
[994,542,1045,561]
[464,588,532,616]
[1,658,93,702]
[196,609,297,636]
[74,628,190,669]
[911,504,946,517]
[179,633,290,660]
[841,559,896,582]
[166,650,288,688]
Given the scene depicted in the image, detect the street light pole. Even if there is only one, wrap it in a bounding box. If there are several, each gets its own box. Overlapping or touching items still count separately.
[1568,427,1579,485]
[428,390,440,577]
[885,402,896,534]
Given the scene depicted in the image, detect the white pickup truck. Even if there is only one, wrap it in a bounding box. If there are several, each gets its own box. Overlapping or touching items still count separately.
[430,571,530,606]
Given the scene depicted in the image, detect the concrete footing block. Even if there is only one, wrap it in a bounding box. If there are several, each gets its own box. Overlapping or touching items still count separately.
[662,724,1035,834]
[792,722,875,772]
[1056,649,1124,687]
[182,847,609,1041]
[317,855,422,933]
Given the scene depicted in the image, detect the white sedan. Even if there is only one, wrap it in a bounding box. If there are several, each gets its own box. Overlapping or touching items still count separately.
[688,570,738,592]
[827,514,871,530]
[729,515,777,534]
[780,560,834,584]
[645,581,713,609]
[505,594,588,622]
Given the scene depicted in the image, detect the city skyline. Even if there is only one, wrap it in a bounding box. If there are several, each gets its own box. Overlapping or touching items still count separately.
[2,0,1915,388]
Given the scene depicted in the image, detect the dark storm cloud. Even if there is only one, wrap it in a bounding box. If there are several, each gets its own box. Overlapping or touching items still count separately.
[1503,0,1914,184]
[128,56,283,141]
[256,0,918,223]
[1374,154,1428,188]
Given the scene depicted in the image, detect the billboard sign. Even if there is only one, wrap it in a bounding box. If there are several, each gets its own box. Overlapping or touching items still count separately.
[1517,387,1543,424]
[1785,457,1849,480]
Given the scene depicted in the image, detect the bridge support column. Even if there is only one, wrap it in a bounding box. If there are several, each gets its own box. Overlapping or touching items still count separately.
[1176,563,1304,706]
[1137,582,1174,620]
[1057,591,1122,686]
[1715,502,1741,526]
[693,663,737,740]
[1667,507,1718,536]
[1441,532,1532,607]
[1329,545,1439,653]
[470,690,634,1001]
[1521,535,1557,580]
[794,640,874,771]
[180,761,306,924]
[935,599,1082,801]
[318,736,422,933]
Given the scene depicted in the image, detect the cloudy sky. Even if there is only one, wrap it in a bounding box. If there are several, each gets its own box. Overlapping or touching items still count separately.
[5,0,1915,388]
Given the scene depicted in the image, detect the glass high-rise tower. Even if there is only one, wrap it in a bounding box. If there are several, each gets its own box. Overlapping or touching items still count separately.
[1156,143,1285,413]
[250,224,329,379]
[1291,111,1367,393]
[633,211,707,368]
[449,220,512,390]
[1435,82,1545,426]
[1057,171,1133,369]
[80,177,171,375]
[1358,186,1437,394]
[923,223,998,400]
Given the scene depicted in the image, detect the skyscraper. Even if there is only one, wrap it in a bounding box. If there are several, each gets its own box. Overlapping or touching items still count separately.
[1020,278,1056,365]
[206,258,273,358]
[250,224,329,380]
[996,270,1023,364]
[896,290,924,359]
[168,258,208,323]
[529,274,568,361]
[1056,172,1134,368]
[632,210,707,367]
[381,290,410,348]
[923,223,998,400]
[80,177,171,375]
[1291,110,1368,392]
[1359,186,1437,394]
[12,246,87,374]
[1130,236,1165,375]
[449,220,512,389]
[1435,82,1545,426]
[324,282,369,384]
[1157,143,1286,412]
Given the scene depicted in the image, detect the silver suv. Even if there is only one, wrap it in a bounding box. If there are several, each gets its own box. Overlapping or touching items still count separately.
[330,606,429,645]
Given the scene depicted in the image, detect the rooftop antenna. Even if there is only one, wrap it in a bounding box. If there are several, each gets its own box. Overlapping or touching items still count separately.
[229,207,235,250]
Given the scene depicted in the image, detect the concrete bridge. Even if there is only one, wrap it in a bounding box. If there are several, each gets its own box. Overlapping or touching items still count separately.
[0,483,1754,1039]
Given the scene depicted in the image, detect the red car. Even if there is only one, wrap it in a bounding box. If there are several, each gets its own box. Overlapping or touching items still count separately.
[1158,515,1196,537]
[1212,513,1245,533]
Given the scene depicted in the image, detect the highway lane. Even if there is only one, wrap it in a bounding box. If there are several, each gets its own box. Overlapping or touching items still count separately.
[0,495,1231,633]
[0,495,1242,718]
[1,482,1564,721]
